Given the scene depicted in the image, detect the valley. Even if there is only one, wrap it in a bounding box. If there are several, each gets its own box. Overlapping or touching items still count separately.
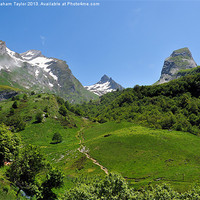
[1,44,200,199]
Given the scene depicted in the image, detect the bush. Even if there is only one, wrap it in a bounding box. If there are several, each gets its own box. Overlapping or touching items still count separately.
[51,132,62,144]
[23,94,28,100]
[31,91,35,95]
[12,101,19,109]
[35,112,43,123]
[59,105,68,117]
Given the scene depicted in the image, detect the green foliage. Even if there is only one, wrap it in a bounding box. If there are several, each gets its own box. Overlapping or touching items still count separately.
[51,132,62,144]
[12,100,19,109]
[7,144,63,199]
[59,105,68,117]
[43,106,48,113]
[5,115,26,132]
[9,107,15,116]
[63,172,200,199]
[35,112,43,123]
[31,91,35,95]
[57,96,65,105]
[40,168,64,200]
[63,173,133,199]
[0,124,20,166]
[79,73,200,135]
[23,94,28,100]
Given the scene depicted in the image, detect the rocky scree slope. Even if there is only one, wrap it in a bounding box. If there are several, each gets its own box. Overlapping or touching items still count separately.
[0,40,97,103]
[157,47,197,84]
[85,75,124,96]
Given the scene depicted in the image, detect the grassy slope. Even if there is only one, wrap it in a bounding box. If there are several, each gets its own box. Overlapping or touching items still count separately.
[1,91,200,196]
[0,93,104,198]
[83,122,200,192]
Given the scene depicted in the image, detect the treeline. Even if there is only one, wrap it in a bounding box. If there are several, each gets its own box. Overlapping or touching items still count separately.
[63,173,200,199]
[77,73,200,135]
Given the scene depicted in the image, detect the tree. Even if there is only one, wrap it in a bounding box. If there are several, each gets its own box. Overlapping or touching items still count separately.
[59,105,68,117]
[51,132,62,144]
[40,168,64,200]
[5,115,26,132]
[7,144,64,199]
[31,91,35,95]
[57,96,64,105]
[23,94,28,100]
[63,173,133,200]
[12,100,19,109]
[0,124,20,166]
[35,112,43,123]
[7,145,45,196]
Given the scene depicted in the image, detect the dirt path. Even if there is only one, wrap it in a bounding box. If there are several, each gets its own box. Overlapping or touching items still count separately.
[77,127,108,175]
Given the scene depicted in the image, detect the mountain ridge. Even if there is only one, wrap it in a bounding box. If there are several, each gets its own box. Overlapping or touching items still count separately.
[0,40,97,103]
[85,75,124,96]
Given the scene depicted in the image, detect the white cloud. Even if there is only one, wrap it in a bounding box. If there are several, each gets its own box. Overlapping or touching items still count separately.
[40,35,46,46]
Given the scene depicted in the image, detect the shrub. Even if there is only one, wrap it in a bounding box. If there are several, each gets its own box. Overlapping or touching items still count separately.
[12,101,19,109]
[35,112,43,123]
[59,105,68,117]
[51,132,62,144]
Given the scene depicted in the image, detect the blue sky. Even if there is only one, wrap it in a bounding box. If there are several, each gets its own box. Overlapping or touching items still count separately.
[1,0,200,88]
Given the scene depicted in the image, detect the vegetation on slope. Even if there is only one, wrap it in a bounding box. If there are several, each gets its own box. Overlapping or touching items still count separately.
[82,122,200,191]
[0,92,104,199]
[77,73,200,135]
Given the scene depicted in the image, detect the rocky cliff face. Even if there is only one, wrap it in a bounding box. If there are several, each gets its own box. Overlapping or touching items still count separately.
[0,41,6,55]
[157,47,197,84]
[0,41,97,103]
[85,75,124,96]
[0,90,18,101]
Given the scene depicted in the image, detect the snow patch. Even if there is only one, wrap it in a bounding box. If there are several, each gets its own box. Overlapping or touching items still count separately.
[49,83,53,87]
[35,69,39,77]
[85,81,115,96]
[49,71,58,81]
[6,47,23,65]
[28,57,53,72]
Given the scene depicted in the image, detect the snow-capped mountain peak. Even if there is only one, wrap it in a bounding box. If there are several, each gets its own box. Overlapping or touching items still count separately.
[85,75,124,96]
[20,50,42,61]
[0,40,97,103]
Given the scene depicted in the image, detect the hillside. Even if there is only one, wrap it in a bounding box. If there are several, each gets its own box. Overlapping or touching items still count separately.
[82,122,200,191]
[0,92,105,199]
[1,75,200,198]
[78,72,200,134]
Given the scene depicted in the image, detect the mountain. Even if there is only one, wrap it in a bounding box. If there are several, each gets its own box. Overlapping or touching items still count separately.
[157,47,197,84]
[84,75,124,96]
[0,40,97,103]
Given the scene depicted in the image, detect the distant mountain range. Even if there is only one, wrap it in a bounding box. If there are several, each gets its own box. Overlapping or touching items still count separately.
[0,40,199,102]
[0,40,97,103]
[85,75,124,96]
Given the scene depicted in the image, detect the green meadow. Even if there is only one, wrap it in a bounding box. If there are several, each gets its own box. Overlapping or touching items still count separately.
[83,122,200,191]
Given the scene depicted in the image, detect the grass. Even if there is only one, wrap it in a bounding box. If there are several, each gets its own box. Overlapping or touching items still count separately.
[2,92,200,197]
[0,93,104,198]
[83,122,200,192]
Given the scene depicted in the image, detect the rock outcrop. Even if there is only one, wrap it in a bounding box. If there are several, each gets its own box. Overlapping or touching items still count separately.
[0,41,6,55]
[157,47,197,84]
